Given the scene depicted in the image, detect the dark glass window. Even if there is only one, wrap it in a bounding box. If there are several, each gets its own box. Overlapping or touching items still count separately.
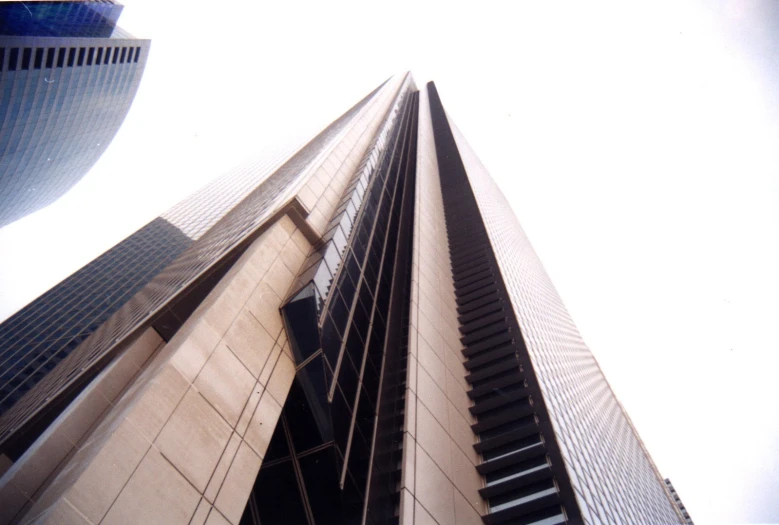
[86,47,94,66]
[95,47,103,64]
[67,47,76,67]
[77,47,85,66]
[21,47,31,69]
[56,47,65,68]
[119,47,127,63]
[45,48,54,68]
[336,350,359,410]
[33,48,43,69]
[111,47,118,63]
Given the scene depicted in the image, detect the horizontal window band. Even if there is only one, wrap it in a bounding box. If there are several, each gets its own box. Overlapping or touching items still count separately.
[463,331,514,358]
[470,387,531,416]
[471,403,535,434]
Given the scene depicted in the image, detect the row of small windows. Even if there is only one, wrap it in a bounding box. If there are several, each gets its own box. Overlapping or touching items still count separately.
[0,45,140,71]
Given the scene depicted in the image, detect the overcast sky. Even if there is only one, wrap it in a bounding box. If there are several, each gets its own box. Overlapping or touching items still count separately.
[1,1,778,523]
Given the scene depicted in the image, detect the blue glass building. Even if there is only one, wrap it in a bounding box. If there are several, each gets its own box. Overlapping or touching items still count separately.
[0,0,149,227]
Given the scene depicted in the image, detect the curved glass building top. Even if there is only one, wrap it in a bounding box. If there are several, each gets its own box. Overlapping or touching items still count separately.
[0,1,149,228]
[0,1,126,39]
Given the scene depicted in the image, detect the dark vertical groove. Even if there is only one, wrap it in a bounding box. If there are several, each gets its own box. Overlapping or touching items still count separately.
[426,82,582,525]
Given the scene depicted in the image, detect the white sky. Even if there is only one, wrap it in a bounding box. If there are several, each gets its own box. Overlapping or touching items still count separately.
[1,1,778,523]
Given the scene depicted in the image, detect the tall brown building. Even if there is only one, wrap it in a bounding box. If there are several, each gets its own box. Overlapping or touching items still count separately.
[0,74,685,525]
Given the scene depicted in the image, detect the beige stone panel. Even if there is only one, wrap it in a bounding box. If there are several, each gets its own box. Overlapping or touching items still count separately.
[96,328,162,402]
[278,237,306,276]
[417,310,445,361]
[242,239,282,285]
[447,403,479,465]
[44,385,107,451]
[454,489,484,525]
[64,417,151,524]
[203,270,257,337]
[416,336,446,391]
[277,215,296,237]
[322,186,339,208]
[408,328,418,358]
[262,258,295,300]
[122,363,191,443]
[441,328,464,359]
[190,498,212,525]
[414,445,455,525]
[424,309,446,342]
[223,311,275,378]
[405,389,417,438]
[102,448,200,525]
[155,388,232,493]
[204,432,241,503]
[290,229,310,254]
[264,353,296,405]
[258,345,282,387]
[205,509,231,525]
[194,344,255,427]
[401,432,416,494]
[417,288,439,322]
[276,329,288,349]
[214,442,261,524]
[414,500,438,525]
[306,174,325,198]
[450,444,485,514]
[244,392,281,458]
[415,403,451,479]
[445,355,471,395]
[306,207,328,237]
[281,340,292,360]
[446,372,475,425]
[169,321,222,383]
[416,367,448,431]
[235,382,264,437]
[399,488,414,525]
[245,283,283,340]
[31,498,90,525]
[321,157,338,178]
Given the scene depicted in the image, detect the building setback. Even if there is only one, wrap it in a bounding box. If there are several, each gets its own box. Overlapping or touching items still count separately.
[0,0,149,227]
[0,74,686,525]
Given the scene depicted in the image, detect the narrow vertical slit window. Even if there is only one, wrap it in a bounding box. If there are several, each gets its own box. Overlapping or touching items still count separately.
[45,48,55,69]
[67,48,76,67]
[21,48,31,70]
[34,49,43,69]
[95,48,103,65]
[77,48,85,66]
[57,48,66,68]
[120,47,127,64]
[86,48,94,66]
[8,48,18,70]
[111,47,118,64]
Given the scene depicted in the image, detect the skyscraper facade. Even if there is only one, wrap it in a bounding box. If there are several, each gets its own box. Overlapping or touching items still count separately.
[0,0,149,227]
[0,74,685,525]
[665,479,694,524]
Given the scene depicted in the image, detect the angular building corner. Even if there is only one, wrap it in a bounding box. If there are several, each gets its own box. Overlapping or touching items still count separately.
[0,74,686,525]
[0,0,150,227]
